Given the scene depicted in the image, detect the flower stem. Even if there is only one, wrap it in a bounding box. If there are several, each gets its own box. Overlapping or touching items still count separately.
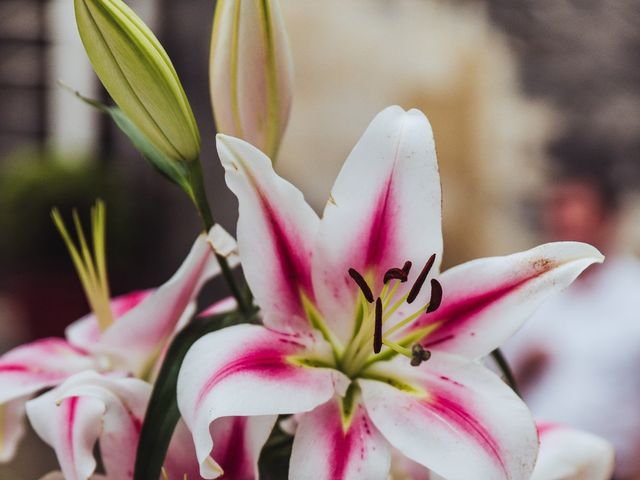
[189,161,252,315]
[491,348,519,396]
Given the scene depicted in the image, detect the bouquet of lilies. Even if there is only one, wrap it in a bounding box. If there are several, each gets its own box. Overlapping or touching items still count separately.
[0,1,616,479]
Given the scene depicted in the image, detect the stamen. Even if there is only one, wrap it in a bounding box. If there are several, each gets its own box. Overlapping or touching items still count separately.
[426,278,443,313]
[348,268,374,303]
[373,298,383,353]
[407,254,436,304]
[52,200,113,332]
[410,344,432,366]
[383,260,412,284]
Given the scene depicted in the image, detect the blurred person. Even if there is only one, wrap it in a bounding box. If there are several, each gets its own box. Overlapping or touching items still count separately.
[504,137,640,479]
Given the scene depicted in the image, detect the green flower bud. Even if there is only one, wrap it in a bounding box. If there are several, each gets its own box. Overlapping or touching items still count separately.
[210,0,293,160]
[75,0,200,163]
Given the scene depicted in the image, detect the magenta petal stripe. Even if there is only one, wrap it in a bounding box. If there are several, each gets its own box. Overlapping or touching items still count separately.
[407,242,604,359]
[312,107,442,344]
[177,324,345,478]
[0,338,95,404]
[360,353,537,480]
[217,134,319,334]
[289,398,390,480]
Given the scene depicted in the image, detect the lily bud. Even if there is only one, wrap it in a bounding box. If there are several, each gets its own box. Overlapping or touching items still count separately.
[210,0,293,160]
[74,0,200,164]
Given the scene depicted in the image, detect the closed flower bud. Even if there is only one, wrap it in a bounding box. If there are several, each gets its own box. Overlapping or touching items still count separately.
[75,0,200,163]
[210,0,293,160]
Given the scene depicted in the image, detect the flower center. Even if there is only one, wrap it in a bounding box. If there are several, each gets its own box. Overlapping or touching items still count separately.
[339,255,443,377]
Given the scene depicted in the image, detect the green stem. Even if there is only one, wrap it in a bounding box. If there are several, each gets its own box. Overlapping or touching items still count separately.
[188,161,252,314]
[491,348,519,396]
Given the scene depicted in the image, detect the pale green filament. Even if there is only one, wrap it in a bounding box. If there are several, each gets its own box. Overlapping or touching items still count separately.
[52,200,113,332]
[339,277,432,377]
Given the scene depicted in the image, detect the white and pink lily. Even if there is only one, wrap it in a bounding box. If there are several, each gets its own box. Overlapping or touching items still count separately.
[532,423,615,480]
[388,422,615,480]
[177,106,604,480]
[0,225,238,479]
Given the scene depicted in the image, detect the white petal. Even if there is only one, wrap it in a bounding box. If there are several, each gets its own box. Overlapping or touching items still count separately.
[532,423,615,480]
[177,323,346,478]
[313,106,442,344]
[26,372,151,480]
[0,338,96,404]
[405,242,604,358]
[360,353,538,480]
[218,134,319,333]
[95,227,235,376]
[290,398,391,480]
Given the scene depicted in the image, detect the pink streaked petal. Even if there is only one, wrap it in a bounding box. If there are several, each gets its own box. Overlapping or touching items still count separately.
[95,226,236,377]
[0,396,27,462]
[217,134,319,334]
[177,324,346,478]
[0,338,96,404]
[65,290,152,350]
[26,372,151,480]
[290,398,391,480]
[407,242,604,359]
[27,391,104,480]
[359,353,537,480]
[164,419,213,480]
[198,296,238,318]
[532,423,615,480]
[165,415,274,480]
[313,106,442,344]
[213,416,276,480]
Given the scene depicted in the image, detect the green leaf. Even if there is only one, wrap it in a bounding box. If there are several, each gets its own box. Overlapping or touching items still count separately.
[134,311,243,480]
[258,421,293,479]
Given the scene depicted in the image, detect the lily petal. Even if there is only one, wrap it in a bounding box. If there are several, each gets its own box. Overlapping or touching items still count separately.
[359,353,537,480]
[0,396,27,462]
[177,324,346,478]
[290,398,390,480]
[532,423,615,480]
[313,106,442,343]
[94,226,238,377]
[164,416,274,480]
[26,372,151,480]
[217,134,319,333]
[408,242,604,359]
[197,296,238,318]
[65,290,152,350]
[0,338,96,404]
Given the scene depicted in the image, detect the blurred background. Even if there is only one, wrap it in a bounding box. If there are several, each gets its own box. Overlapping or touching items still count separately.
[1,0,639,478]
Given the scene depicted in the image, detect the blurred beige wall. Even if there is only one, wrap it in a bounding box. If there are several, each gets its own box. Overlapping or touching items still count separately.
[278,0,554,267]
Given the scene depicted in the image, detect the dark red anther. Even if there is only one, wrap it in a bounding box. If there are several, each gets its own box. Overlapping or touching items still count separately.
[426,279,443,313]
[407,254,436,304]
[383,260,413,284]
[410,344,432,366]
[401,260,412,275]
[348,268,374,303]
[373,297,383,353]
[384,268,405,284]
